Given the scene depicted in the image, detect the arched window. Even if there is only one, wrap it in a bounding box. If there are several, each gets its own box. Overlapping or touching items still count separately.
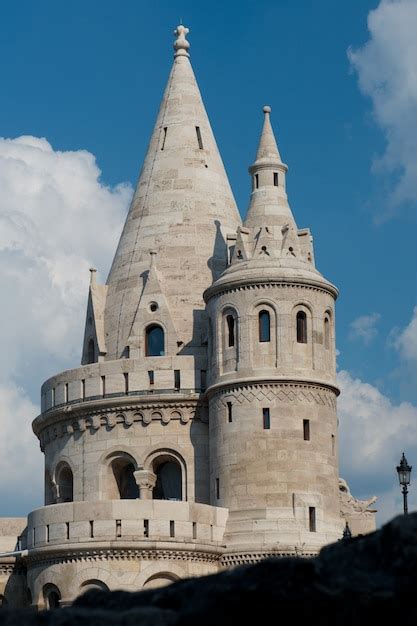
[112,458,139,499]
[154,460,182,501]
[259,310,271,342]
[87,338,95,364]
[324,316,330,349]
[56,464,73,503]
[226,315,235,347]
[43,584,61,610]
[296,311,307,344]
[145,325,165,356]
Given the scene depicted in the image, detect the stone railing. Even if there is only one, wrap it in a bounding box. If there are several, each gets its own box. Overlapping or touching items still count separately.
[26,501,228,550]
[40,357,208,413]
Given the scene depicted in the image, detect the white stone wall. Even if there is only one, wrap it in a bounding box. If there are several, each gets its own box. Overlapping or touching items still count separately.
[26,500,227,606]
[206,279,342,554]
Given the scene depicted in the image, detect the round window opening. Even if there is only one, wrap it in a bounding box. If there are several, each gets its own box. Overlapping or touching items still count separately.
[149,302,158,313]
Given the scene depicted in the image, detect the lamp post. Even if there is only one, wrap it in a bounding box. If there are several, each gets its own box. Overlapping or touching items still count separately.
[396,453,412,514]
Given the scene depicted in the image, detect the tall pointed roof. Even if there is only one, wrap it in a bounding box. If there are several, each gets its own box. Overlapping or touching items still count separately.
[102,25,241,360]
[205,106,337,297]
[245,106,294,231]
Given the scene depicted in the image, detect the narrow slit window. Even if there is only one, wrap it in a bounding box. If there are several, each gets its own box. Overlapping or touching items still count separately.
[226,315,235,347]
[66,522,70,540]
[216,478,220,499]
[331,434,335,456]
[196,126,203,149]
[263,408,270,430]
[174,370,181,391]
[200,370,206,392]
[296,311,307,343]
[52,387,56,407]
[192,522,197,540]
[46,524,50,543]
[116,519,122,538]
[87,338,95,364]
[148,371,154,386]
[64,383,68,403]
[144,519,149,537]
[255,174,259,189]
[101,375,106,397]
[227,401,233,423]
[324,317,330,349]
[274,172,279,186]
[81,379,85,401]
[170,520,175,537]
[259,310,271,342]
[124,372,129,395]
[309,507,316,532]
[303,419,310,441]
[89,520,94,538]
[161,127,167,150]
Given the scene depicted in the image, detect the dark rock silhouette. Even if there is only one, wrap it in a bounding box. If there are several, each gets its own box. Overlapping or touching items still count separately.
[1,513,417,625]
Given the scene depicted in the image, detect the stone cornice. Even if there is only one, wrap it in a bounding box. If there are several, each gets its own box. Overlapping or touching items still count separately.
[34,394,207,445]
[204,277,339,303]
[207,378,340,401]
[221,549,318,566]
[26,545,224,568]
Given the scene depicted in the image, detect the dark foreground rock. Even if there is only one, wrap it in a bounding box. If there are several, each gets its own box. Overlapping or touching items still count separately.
[1,512,417,625]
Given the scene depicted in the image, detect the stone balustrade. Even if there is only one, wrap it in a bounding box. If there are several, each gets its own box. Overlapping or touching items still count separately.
[26,501,228,550]
[40,357,208,413]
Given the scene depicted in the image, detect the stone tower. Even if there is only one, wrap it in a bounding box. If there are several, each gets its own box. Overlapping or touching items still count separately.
[205,106,342,563]
[0,25,376,610]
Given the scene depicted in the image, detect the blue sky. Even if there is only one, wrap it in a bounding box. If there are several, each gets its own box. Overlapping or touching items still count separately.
[1,0,417,522]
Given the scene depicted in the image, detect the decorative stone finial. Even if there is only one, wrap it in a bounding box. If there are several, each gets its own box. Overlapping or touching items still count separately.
[174,24,190,57]
[263,105,271,114]
[89,267,97,286]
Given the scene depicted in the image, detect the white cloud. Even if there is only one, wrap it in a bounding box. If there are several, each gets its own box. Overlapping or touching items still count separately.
[348,0,417,210]
[337,369,417,524]
[348,312,380,344]
[394,305,417,360]
[0,136,132,511]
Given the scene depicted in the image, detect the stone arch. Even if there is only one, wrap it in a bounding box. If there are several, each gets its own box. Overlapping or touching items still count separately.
[144,448,187,501]
[53,460,74,503]
[251,299,279,368]
[79,579,109,593]
[292,302,314,368]
[100,449,139,500]
[323,308,333,351]
[142,572,180,590]
[219,304,239,374]
[134,561,186,589]
[44,468,56,505]
[42,583,61,610]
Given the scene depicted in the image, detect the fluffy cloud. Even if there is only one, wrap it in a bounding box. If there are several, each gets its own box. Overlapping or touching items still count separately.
[337,369,417,524]
[348,0,417,210]
[394,306,417,360]
[348,312,380,344]
[0,136,132,512]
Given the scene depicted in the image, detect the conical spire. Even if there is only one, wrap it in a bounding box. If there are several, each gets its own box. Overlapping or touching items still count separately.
[254,105,285,166]
[244,106,297,237]
[101,25,241,360]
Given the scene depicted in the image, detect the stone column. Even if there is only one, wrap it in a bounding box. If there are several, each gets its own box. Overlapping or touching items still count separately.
[134,469,157,500]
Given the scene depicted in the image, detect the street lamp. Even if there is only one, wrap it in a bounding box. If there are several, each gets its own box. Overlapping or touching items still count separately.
[396,452,412,514]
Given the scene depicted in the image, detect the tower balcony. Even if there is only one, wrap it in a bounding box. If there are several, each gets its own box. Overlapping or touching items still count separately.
[25,500,228,554]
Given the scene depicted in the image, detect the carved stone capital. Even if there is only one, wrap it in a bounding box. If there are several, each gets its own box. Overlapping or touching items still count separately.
[134,470,157,500]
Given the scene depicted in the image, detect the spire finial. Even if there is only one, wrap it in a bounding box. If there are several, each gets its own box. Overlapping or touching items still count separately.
[89,267,97,286]
[263,105,271,114]
[174,24,190,57]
